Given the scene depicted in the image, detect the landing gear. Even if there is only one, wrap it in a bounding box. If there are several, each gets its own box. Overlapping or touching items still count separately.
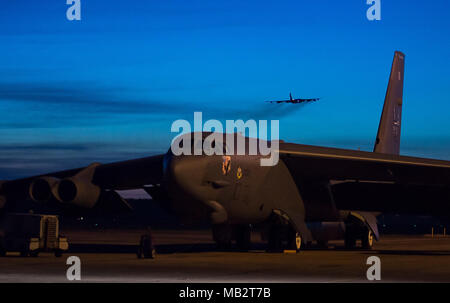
[234,225,251,251]
[267,222,283,252]
[212,224,233,249]
[288,231,302,252]
[361,228,374,249]
[344,231,357,249]
[345,222,374,250]
[212,224,252,250]
[344,219,358,249]
[266,214,302,253]
[137,232,156,259]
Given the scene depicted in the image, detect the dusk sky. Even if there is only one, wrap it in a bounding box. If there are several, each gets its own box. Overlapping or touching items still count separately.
[0,0,449,180]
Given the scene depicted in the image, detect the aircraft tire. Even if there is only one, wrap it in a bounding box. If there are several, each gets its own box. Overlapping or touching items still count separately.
[361,228,374,250]
[212,224,232,249]
[266,223,283,253]
[344,232,357,249]
[287,230,302,252]
[235,224,251,251]
[139,234,156,259]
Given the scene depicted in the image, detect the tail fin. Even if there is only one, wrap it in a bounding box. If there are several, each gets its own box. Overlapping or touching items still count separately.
[373,51,405,155]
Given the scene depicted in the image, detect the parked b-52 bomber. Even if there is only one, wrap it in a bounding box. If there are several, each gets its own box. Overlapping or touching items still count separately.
[1,51,449,253]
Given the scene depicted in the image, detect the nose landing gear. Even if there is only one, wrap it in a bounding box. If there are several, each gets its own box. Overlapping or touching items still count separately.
[345,223,374,250]
[211,223,252,251]
[362,228,374,249]
[266,214,302,253]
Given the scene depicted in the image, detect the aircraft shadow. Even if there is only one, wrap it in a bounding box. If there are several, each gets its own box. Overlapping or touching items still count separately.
[67,242,269,254]
[5,244,448,256]
[366,249,450,256]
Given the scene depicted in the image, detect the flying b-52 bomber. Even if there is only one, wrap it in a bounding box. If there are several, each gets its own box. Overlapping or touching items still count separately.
[1,51,449,253]
[266,92,320,104]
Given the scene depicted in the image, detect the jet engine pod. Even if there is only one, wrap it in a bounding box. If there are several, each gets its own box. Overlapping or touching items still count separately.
[57,178,101,208]
[29,177,60,202]
[55,163,101,208]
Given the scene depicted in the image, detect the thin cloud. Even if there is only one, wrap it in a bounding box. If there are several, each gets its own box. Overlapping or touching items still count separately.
[0,82,186,114]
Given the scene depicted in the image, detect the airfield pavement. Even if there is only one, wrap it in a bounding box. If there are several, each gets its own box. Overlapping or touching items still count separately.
[1,229,450,282]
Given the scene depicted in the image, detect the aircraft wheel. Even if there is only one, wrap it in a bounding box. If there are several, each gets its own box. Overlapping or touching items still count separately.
[20,251,29,257]
[266,223,283,253]
[235,225,251,251]
[139,234,156,259]
[287,230,302,252]
[143,248,156,259]
[344,232,357,249]
[212,224,232,249]
[136,247,143,259]
[30,251,39,257]
[361,228,374,250]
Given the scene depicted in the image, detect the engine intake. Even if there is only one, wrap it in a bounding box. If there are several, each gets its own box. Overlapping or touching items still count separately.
[29,177,60,203]
[58,179,77,202]
[55,163,101,208]
[57,177,100,208]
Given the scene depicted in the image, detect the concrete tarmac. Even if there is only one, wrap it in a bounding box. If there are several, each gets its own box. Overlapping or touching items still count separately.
[1,229,450,282]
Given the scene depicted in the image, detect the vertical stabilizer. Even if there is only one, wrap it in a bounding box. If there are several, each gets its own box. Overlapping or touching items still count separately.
[373,51,405,155]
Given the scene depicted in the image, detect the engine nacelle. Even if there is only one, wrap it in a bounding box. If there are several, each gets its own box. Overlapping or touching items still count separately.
[29,177,60,203]
[55,163,101,208]
[56,178,100,208]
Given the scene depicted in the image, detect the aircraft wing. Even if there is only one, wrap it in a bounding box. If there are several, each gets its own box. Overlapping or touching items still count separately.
[0,154,165,211]
[266,98,319,104]
[293,98,319,102]
[266,100,289,103]
[279,143,450,215]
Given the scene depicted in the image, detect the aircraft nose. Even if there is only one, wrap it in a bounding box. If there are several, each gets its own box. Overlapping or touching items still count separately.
[164,153,207,199]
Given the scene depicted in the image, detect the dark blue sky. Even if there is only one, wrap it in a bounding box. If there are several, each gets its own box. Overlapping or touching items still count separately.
[0,0,449,179]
